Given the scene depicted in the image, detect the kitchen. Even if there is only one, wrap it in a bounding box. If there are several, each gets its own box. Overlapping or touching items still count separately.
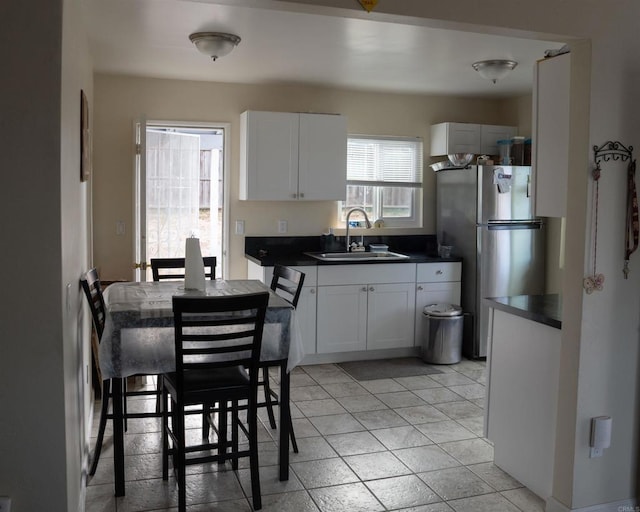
[81,3,560,504]
[89,9,564,506]
[4,1,640,512]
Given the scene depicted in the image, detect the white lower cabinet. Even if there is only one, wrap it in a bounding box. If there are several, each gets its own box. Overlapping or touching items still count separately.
[316,285,368,353]
[295,286,317,356]
[316,282,416,353]
[367,282,416,350]
[316,264,416,353]
[247,259,462,359]
[246,261,317,355]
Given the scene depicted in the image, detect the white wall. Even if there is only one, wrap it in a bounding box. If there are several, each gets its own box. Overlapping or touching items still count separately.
[0,0,93,510]
[61,0,94,508]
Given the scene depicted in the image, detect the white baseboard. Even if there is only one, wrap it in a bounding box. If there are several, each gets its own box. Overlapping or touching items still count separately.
[546,496,637,512]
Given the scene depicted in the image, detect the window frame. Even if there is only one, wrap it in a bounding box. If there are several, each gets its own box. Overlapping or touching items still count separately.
[340,135,424,228]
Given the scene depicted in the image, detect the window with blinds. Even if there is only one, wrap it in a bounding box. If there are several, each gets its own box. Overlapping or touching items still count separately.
[340,135,424,227]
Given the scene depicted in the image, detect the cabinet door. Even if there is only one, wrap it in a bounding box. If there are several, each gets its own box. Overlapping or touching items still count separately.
[415,282,461,347]
[533,53,570,217]
[367,282,415,350]
[480,125,516,156]
[431,122,481,155]
[317,285,367,353]
[297,287,317,355]
[240,111,299,200]
[298,114,347,200]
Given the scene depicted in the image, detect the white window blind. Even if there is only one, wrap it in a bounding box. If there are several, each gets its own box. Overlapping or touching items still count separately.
[347,136,423,187]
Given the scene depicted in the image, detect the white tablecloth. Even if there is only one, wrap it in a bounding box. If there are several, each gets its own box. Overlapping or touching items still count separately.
[99,280,304,379]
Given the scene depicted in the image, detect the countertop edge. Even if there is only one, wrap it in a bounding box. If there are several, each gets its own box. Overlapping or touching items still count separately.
[484,294,562,330]
[245,253,462,267]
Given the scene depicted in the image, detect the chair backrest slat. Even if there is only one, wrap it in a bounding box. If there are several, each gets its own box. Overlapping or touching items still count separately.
[80,268,107,340]
[270,265,305,308]
[151,257,217,281]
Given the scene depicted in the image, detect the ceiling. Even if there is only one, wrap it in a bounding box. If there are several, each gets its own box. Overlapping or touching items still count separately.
[84,0,565,97]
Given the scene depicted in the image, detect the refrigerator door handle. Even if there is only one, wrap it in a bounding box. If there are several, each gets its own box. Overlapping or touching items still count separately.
[486,221,543,230]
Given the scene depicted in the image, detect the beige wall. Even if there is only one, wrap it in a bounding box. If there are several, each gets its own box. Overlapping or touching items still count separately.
[93,75,518,280]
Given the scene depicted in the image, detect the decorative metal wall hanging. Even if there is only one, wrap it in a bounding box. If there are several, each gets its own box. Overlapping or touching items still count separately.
[585,141,637,294]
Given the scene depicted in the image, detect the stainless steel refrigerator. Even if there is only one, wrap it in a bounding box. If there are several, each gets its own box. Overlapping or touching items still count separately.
[436,165,545,358]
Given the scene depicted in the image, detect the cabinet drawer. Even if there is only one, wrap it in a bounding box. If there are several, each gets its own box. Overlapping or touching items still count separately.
[318,263,416,286]
[416,262,461,282]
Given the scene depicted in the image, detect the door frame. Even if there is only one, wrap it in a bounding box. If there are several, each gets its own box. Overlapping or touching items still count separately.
[133,119,231,280]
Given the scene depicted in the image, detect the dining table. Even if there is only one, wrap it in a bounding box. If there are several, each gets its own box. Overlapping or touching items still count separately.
[100,279,303,497]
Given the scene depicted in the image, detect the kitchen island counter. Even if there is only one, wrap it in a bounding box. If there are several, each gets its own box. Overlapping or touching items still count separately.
[485,293,561,502]
[484,294,561,329]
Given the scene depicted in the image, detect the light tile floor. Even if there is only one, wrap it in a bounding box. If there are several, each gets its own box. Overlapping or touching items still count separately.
[85,359,546,512]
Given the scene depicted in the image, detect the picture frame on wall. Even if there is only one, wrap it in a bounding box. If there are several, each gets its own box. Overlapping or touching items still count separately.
[81,89,91,182]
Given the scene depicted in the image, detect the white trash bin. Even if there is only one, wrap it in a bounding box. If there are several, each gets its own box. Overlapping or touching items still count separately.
[422,303,463,364]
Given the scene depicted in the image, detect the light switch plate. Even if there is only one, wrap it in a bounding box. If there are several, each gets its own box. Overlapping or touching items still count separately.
[0,496,12,512]
[589,447,603,458]
[235,220,245,235]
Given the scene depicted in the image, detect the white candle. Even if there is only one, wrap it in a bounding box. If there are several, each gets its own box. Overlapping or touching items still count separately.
[184,237,206,291]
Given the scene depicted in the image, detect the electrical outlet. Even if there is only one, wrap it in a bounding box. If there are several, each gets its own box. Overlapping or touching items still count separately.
[278,220,287,233]
[235,220,245,235]
[116,220,125,236]
[0,496,12,512]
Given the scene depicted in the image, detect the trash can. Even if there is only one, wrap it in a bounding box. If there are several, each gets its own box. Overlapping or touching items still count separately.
[422,303,463,364]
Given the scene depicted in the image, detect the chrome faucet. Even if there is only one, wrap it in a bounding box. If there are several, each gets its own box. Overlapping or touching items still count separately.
[345,207,372,251]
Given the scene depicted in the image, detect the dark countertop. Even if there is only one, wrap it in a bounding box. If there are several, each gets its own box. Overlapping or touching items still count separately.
[244,234,462,267]
[485,294,562,330]
[245,251,460,267]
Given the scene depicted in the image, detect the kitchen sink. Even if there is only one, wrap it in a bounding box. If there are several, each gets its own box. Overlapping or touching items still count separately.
[304,251,411,262]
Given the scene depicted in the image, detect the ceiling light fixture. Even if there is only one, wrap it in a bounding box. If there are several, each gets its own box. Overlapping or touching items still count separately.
[472,59,518,84]
[189,32,241,61]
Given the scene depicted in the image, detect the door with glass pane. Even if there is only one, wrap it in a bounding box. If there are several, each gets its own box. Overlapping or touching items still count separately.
[134,121,225,281]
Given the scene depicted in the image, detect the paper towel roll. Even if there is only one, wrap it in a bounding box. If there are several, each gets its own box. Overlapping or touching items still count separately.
[185,237,206,291]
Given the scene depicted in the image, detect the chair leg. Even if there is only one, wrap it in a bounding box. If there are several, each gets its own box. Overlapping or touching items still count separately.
[262,367,277,429]
[89,379,111,476]
[289,414,299,454]
[248,396,262,510]
[218,400,228,464]
[161,382,169,481]
[176,404,187,512]
[231,400,239,471]
[123,379,128,432]
[155,376,162,414]
[202,405,210,439]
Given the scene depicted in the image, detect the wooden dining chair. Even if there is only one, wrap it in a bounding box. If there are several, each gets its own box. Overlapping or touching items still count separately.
[261,265,305,452]
[162,292,268,511]
[150,256,217,281]
[81,268,163,476]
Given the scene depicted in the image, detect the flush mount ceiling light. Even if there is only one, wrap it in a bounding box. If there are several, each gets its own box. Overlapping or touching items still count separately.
[472,59,518,84]
[189,32,241,61]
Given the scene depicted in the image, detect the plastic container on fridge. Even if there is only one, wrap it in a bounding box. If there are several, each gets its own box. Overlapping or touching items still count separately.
[497,139,512,165]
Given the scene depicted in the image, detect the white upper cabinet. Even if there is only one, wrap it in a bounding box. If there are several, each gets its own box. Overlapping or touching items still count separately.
[532,53,570,217]
[239,110,347,201]
[430,122,516,157]
[480,124,517,156]
[430,122,481,155]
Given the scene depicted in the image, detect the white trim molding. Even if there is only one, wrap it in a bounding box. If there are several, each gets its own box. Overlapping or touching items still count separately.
[546,497,638,512]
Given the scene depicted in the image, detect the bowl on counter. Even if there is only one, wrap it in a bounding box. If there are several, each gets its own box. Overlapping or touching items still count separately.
[447,153,474,166]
